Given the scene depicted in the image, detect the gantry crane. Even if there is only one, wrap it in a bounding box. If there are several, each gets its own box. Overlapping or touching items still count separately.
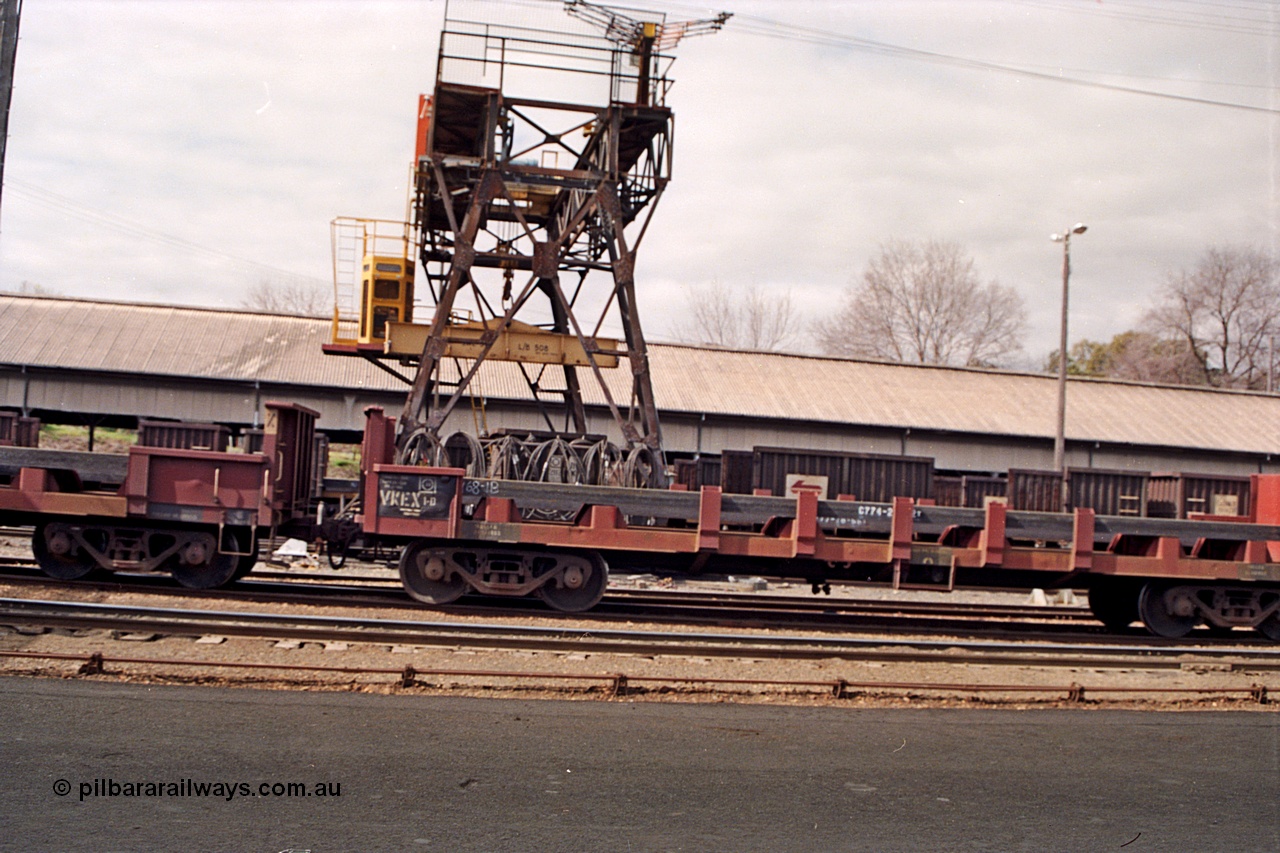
[329,0,729,487]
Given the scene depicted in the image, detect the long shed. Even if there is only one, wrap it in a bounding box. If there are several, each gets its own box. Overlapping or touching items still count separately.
[1,293,1277,476]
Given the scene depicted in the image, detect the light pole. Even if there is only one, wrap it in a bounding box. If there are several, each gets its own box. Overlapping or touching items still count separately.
[1050,223,1087,480]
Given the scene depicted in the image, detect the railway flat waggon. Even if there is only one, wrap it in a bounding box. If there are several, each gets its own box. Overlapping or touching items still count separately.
[2,3,1279,644]
[3,403,1280,641]
[345,407,1280,640]
[0,402,319,588]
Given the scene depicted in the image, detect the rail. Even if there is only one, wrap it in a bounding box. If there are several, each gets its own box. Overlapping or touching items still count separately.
[0,563,1105,637]
[3,598,1278,668]
[1,650,1269,706]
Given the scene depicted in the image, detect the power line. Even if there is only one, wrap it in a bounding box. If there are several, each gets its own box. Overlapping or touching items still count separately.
[1011,62,1277,93]
[722,13,1279,115]
[1021,0,1280,38]
[617,0,1278,114]
[5,178,328,286]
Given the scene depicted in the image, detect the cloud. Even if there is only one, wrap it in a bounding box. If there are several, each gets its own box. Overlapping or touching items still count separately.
[2,0,1275,362]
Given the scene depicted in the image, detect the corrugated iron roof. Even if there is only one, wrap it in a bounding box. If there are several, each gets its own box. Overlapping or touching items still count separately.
[2,293,1278,456]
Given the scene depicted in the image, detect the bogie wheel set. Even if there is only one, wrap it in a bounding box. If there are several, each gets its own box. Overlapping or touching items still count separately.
[400,542,608,612]
[30,521,258,591]
[1089,577,1280,640]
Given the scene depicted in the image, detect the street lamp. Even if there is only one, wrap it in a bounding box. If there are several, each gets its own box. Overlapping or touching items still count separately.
[1050,223,1087,481]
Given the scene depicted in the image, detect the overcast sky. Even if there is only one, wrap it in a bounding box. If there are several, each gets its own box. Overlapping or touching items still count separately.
[1,0,1276,369]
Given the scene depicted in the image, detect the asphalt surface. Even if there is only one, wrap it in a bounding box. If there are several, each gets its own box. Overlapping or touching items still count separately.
[2,676,1278,852]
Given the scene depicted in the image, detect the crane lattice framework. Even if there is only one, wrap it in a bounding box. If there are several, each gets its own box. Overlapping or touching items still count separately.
[396,0,729,487]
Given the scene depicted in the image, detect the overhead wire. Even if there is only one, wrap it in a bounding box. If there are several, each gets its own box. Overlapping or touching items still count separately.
[1008,62,1278,93]
[1019,0,1280,38]
[4,178,328,287]
[610,0,1279,114]
[4,0,1274,294]
[725,13,1278,114]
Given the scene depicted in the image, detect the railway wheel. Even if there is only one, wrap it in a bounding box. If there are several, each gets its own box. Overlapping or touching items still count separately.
[1258,612,1280,642]
[538,552,608,613]
[326,539,349,569]
[1137,582,1199,639]
[169,530,242,589]
[1087,580,1140,631]
[400,542,469,605]
[31,523,100,580]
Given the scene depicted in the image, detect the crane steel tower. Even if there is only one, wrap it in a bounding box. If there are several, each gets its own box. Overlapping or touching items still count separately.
[368,0,728,488]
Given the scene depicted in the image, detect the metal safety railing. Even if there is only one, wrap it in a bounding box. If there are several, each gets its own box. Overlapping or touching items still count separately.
[436,15,675,107]
[329,217,417,346]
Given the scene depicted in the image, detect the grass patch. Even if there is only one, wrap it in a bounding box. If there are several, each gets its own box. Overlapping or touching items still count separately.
[327,443,360,479]
[38,425,137,453]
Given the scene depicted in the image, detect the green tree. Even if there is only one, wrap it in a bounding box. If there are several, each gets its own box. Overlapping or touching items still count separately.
[1047,331,1207,385]
[1045,339,1112,376]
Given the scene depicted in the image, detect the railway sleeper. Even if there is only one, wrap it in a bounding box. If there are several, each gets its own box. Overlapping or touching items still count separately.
[31,521,256,590]
[399,542,607,612]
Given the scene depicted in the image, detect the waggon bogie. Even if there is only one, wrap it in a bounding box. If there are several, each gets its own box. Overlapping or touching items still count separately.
[1136,581,1280,640]
[398,541,608,612]
[28,519,258,589]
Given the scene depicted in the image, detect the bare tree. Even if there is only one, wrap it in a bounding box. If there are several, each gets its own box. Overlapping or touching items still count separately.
[815,239,1026,367]
[1100,331,1208,385]
[1144,245,1280,389]
[674,279,801,351]
[241,278,330,317]
[14,280,59,296]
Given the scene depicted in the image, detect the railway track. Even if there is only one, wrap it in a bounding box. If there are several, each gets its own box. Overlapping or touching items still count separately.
[2,596,1276,672]
[3,559,1273,645]
[2,534,1274,644]
[1,538,1088,622]
[604,587,1092,623]
[242,566,1099,624]
[0,561,1124,641]
[3,528,1276,642]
